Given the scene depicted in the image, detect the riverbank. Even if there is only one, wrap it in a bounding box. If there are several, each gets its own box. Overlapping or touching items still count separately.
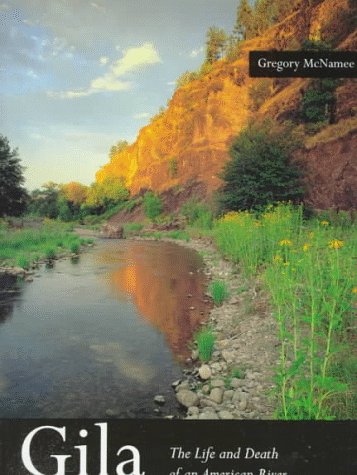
[0,220,94,277]
[134,235,278,419]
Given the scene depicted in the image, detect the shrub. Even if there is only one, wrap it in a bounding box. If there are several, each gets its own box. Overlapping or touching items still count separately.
[45,247,56,260]
[70,241,80,254]
[219,120,304,212]
[249,79,272,111]
[209,280,229,305]
[181,199,213,229]
[196,327,215,362]
[143,192,163,222]
[168,157,178,178]
[16,255,30,269]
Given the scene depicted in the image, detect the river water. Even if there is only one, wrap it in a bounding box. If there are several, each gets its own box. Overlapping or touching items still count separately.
[0,240,209,418]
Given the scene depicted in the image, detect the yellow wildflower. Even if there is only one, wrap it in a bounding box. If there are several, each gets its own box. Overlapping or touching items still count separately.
[308,232,315,239]
[254,221,262,227]
[279,239,293,247]
[303,243,311,252]
[352,287,357,294]
[328,239,344,250]
[320,220,330,226]
[273,255,283,263]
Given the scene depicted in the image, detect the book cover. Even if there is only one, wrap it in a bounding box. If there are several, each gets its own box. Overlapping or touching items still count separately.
[0,1,356,474]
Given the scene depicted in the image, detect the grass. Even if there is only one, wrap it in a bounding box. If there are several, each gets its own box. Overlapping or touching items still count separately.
[0,220,85,268]
[195,327,215,362]
[209,280,229,305]
[213,203,357,420]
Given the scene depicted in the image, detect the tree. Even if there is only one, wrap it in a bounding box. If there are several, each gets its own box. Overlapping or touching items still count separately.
[219,121,304,211]
[27,182,60,218]
[85,177,129,212]
[109,140,129,160]
[0,135,28,216]
[234,0,254,40]
[205,27,227,63]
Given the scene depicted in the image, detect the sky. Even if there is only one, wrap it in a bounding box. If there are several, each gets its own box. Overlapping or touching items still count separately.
[1,0,238,190]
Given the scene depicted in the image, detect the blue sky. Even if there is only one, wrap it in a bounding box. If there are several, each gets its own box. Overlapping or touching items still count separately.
[1,0,238,189]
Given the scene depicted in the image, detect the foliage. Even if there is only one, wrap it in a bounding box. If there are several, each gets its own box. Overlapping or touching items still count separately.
[0,135,28,217]
[176,70,199,88]
[195,327,215,362]
[205,26,227,63]
[168,157,178,178]
[109,140,129,159]
[234,0,254,40]
[249,79,272,111]
[213,203,356,419]
[143,191,163,222]
[219,120,304,212]
[181,199,213,229]
[61,182,88,206]
[209,280,229,305]
[301,78,339,123]
[0,221,83,268]
[27,182,61,219]
[85,177,129,212]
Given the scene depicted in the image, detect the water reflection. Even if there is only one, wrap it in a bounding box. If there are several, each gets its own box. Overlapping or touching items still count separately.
[0,240,209,417]
[101,241,209,360]
[0,274,23,323]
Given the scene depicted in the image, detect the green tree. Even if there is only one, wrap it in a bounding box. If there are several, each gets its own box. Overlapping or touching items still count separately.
[109,140,129,160]
[86,177,129,212]
[219,121,304,211]
[234,0,254,40]
[205,26,227,63]
[253,0,277,35]
[143,191,163,222]
[0,135,28,216]
[27,182,61,218]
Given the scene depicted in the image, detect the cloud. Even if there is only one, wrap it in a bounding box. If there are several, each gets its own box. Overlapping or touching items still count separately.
[189,46,204,58]
[0,3,9,11]
[99,56,109,65]
[133,112,150,119]
[90,2,106,12]
[48,42,161,99]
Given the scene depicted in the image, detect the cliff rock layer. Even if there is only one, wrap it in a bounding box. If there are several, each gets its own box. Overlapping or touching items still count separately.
[96,0,356,210]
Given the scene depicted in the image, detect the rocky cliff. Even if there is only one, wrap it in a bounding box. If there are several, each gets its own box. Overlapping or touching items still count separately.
[96,0,356,210]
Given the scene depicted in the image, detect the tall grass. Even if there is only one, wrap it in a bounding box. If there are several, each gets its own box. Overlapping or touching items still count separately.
[0,220,84,268]
[213,204,356,419]
[195,327,215,362]
[209,280,229,305]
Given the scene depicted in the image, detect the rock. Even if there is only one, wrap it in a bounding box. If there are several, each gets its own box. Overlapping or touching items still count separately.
[101,223,124,239]
[223,390,234,401]
[211,362,222,372]
[175,381,190,392]
[198,365,212,380]
[176,390,199,408]
[154,395,166,405]
[219,411,234,420]
[200,399,219,410]
[172,379,181,388]
[202,385,210,395]
[211,379,225,388]
[222,350,235,363]
[191,350,199,361]
[209,388,224,404]
[105,409,119,417]
[230,378,242,389]
[187,406,199,416]
[199,412,219,420]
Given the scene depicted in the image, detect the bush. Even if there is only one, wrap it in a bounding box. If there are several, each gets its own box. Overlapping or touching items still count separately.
[45,247,56,260]
[209,280,229,305]
[181,199,213,229]
[143,192,163,222]
[195,327,215,362]
[219,120,304,212]
[70,241,80,254]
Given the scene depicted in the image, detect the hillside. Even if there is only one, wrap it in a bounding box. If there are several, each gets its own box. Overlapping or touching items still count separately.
[96,0,356,210]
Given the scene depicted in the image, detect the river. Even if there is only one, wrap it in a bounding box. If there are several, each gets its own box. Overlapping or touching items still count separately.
[0,240,209,418]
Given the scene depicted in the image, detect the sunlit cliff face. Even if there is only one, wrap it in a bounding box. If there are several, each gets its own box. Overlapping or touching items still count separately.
[95,0,355,209]
[100,242,211,361]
